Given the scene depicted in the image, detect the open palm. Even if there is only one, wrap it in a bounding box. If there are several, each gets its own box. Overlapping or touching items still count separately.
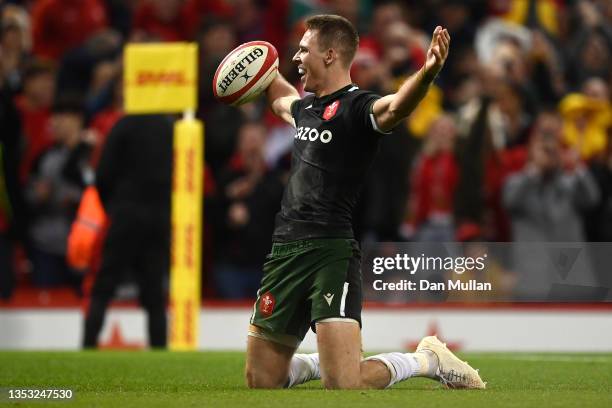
[424,26,450,79]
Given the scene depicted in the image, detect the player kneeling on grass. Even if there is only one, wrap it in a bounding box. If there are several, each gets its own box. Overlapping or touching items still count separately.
[245,14,485,390]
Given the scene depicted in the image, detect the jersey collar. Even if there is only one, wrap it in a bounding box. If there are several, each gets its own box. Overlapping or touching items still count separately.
[314,84,358,106]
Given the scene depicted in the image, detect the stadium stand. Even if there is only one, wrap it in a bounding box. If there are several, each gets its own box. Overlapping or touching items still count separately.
[0,0,611,306]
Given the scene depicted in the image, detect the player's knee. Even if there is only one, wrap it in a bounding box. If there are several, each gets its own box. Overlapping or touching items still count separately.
[245,368,259,389]
[245,366,285,389]
[322,374,361,390]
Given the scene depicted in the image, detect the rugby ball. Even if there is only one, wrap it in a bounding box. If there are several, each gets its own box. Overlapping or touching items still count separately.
[213,41,279,106]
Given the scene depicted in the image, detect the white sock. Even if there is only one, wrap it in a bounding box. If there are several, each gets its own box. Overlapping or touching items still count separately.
[413,350,438,378]
[286,353,320,388]
[365,351,437,387]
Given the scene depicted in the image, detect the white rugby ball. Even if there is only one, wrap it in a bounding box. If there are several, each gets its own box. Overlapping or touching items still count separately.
[213,41,279,106]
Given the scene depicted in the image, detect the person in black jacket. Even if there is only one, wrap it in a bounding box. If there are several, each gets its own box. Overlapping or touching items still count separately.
[0,81,24,300]
[83,114,173,348]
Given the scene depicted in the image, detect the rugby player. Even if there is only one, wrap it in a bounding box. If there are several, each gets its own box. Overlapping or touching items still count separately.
[246,14,485,390]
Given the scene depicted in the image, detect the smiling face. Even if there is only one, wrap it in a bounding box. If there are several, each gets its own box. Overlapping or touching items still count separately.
[292,29,329,93]
[293,15,359,95]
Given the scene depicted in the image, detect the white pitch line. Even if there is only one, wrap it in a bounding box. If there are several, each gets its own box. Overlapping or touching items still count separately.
[472,355,612,363]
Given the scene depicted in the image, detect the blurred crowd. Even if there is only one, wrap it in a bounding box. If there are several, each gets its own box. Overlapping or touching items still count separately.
[1,0,611,301]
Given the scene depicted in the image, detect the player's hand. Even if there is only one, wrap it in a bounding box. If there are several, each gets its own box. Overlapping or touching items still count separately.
[423,26,450,81]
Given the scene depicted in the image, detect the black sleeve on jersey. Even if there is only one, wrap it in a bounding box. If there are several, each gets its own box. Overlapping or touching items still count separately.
[350,92,392,137]
[290,98,302,120]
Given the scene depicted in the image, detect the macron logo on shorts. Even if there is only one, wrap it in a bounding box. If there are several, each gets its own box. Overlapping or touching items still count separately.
[323,293,334,306]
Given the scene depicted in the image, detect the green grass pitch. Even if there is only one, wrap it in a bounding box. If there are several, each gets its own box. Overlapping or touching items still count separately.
[1,351,611,407]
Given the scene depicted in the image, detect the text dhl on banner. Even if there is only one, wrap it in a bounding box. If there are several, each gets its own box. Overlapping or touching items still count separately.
[170,119,203,350]
[124,43,197,113]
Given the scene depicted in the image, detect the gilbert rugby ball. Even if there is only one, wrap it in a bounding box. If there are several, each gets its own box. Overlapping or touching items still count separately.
[213,41,279,106]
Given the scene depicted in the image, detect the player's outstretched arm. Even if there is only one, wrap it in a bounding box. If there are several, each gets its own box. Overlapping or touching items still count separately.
[372,26,450,132]
[266,73,300,127]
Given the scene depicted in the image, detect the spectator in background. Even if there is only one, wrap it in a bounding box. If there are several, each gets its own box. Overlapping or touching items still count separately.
[360,1,406,59]
[55,29,122,96]
[350,48,386,93]
[132,0,191,41]
[475,19,565,107]
[87,58,120,107]
[568,28,611,87]
[326,0,361,31]
[197,17,242,175]
[565,0,612,88]
[0,67,25,300]
[476,23,557,101]
[66,71,123,301]
[83,115,173,348]
[260,0,290,54]
[454,65,532,241]
[1,20,28,92]
[211,122,283,299]
[503,111,600,242]
[184,0,234,22]
[559,77,611,161]
[431,0,484,92]
[83,53,122,118]
[528,29,567,106]
[14,61,55,184]
[231,0,265,44]
[31,0,108,61]
[25,95,92,290]
[583,78,612,242]
[585,132,612,242]
[104,0,138,39]
[451,14,583,242]
[405,114,459,242]
[1,3,31,49]
[354,16,427,242]
[437,0,481,46]
[197,17,237,113]
[380,20,427,91]
[487,0,565,39]
[88,76,124,168]
[503,110,600,300]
